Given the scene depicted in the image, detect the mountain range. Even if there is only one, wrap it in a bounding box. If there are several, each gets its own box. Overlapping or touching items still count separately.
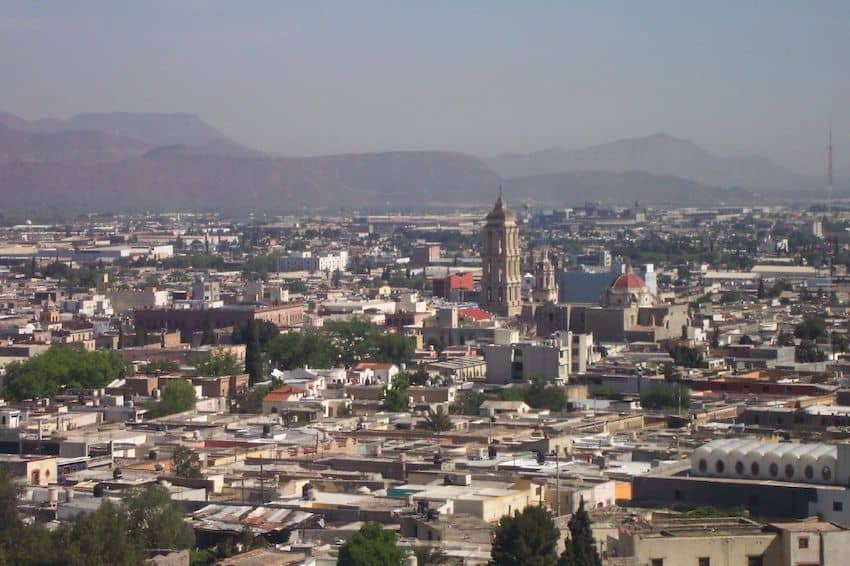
[0,111,825,215]
[487,133,814,190]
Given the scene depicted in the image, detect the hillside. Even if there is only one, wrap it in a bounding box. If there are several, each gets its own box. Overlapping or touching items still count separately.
[488,133,812,189]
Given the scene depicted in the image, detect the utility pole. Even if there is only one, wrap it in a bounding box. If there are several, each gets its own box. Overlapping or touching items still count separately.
[552,449,561,517]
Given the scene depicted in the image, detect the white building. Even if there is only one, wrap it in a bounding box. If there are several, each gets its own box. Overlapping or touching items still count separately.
[279,250,349,274]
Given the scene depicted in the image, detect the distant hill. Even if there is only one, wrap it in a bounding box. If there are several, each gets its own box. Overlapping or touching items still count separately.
[0,123,150,164]
[503,170,755,207]
[487,133,813,190]
[0,150,501,213]
[0,111,255,153]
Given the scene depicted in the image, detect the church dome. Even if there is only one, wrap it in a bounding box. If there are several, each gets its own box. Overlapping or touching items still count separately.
[611,272,647,292]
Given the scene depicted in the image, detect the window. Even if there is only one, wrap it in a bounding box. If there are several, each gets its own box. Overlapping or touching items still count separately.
[822,466,832,481]
[651,560,663,566]
[833,501,843,512]
[747,557,763,566]
[798,536,809,549]
[805,465,814,480]
[698,558,710,566]
[698,459,707,473]
[735,461,745,475]
[751,462,760,475]
[769,462,779,477]
[715,460,725,473]
[785,464,795,479]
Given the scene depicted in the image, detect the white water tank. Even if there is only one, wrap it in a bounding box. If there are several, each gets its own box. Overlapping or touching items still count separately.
[728,440,762,477]
[744,443,774,479]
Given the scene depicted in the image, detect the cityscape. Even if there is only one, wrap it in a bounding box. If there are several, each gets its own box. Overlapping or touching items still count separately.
[1,2,850,566]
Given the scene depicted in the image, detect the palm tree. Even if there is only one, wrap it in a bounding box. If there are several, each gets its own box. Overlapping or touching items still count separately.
[422,406,452,432]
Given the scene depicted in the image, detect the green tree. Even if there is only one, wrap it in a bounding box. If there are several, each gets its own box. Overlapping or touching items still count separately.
[523,375,568,412]
[268,331,337,370]
[3,347,125,401]
[53,499,143,566]
[244,321,264,384]
[373,333,415,365]
[558,499,601,566]
[382,373,410,412]
[148,380,197,418]
[122,484,195,551]
[232,320,279,349]
[235,384,272,414]
[408,369,431,386]
[195,351,243,376]
[337,522,404,566]
[172,446,203,478]
[490,505,560,566]
[421,406,453,432]
[640,382,691,411]
[668,345,704,368]
[795,317,828,341]
[450,390,486,416]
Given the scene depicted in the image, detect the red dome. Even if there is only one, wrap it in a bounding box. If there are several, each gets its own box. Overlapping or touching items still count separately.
[611,272,646,291]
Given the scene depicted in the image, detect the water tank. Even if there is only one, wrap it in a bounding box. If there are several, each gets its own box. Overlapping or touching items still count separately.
[744,443,773,479]
[802,444,835,484]
[262,424,271,437]
[148,450,157,460]
[816,447,838,484]
[417,499,430,514]
[65,488,75,501]
[692,443,715,476]
[93,483,105,498]
[154,463,164,472]
[780,444,817,482]
[433,453,444,466]
[48,487,58,507]
[488,445,498,460]
[763,443,797,480]
[301,483,316,501]
[729,440,762,477]
[112,468,123,480]
[705,438,738,477]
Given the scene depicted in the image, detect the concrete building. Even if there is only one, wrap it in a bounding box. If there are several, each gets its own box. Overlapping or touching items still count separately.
[279,250,348,274]
[484,331,586,384]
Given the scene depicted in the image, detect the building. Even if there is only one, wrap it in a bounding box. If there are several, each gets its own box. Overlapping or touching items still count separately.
[134,303,304,342]
[479,193,522,317]
[279,250,348,274]
[411,243,441,266]
[484,331,588,384]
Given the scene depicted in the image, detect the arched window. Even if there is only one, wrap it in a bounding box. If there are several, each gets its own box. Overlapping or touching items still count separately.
[822,466,832,481]
[751,462,760,475]
[769,462,779,477]
[785,464,795,478]
[735,461,744,475]
[715,460,725,473]
[698,459,707,473]
[805,466,814,480]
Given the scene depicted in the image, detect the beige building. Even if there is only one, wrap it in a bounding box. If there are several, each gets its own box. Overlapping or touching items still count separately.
[479,193,522,317]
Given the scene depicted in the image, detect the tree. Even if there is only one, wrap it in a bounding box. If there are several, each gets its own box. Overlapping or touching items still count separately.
[172,446,203,478]
[421,406,452,432]
[148,380,197,418]
[795,317,827,341]
[522,375,568,412]
[640,382,691,412]
[451,390,486,416]
[490,505,560,566]
[558,499,601,566]
[232,320,279,348]
[244,320,263,384]
[669,345,703,368]
[268,331,337,370]
[382,373,410,412]
[408,369,431,386]
[122,484,195,552]
[195,351,243,377]
[52,499,143,566]
[414,546,452,565]
[3,347,125,401]
[337,522,404,566]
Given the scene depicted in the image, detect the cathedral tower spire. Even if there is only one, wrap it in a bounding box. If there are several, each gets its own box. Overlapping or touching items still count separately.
[480,192,522,316]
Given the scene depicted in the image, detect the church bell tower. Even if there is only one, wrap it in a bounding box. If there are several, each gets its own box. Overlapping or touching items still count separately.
[480,190,522,317]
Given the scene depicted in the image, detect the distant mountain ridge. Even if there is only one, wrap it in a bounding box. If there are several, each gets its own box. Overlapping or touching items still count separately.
[0,111,824,214]
[487,133,813,189]
[0,111,255,153]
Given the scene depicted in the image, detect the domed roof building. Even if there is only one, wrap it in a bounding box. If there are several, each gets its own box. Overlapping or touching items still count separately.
[605,267,655,308]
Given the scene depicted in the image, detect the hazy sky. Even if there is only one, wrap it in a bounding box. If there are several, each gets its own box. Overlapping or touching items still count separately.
[2,1,848,175]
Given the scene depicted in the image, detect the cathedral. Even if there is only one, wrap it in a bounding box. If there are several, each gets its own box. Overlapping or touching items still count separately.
[478,191,689,342]
[479,192,522,317]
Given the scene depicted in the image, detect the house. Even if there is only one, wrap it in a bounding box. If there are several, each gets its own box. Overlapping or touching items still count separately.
[479,400,531,418]
[262,385,307,414]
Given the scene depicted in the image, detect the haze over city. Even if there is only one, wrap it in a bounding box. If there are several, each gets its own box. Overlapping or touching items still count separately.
[4,5,850,566]
[2,1,848,176]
